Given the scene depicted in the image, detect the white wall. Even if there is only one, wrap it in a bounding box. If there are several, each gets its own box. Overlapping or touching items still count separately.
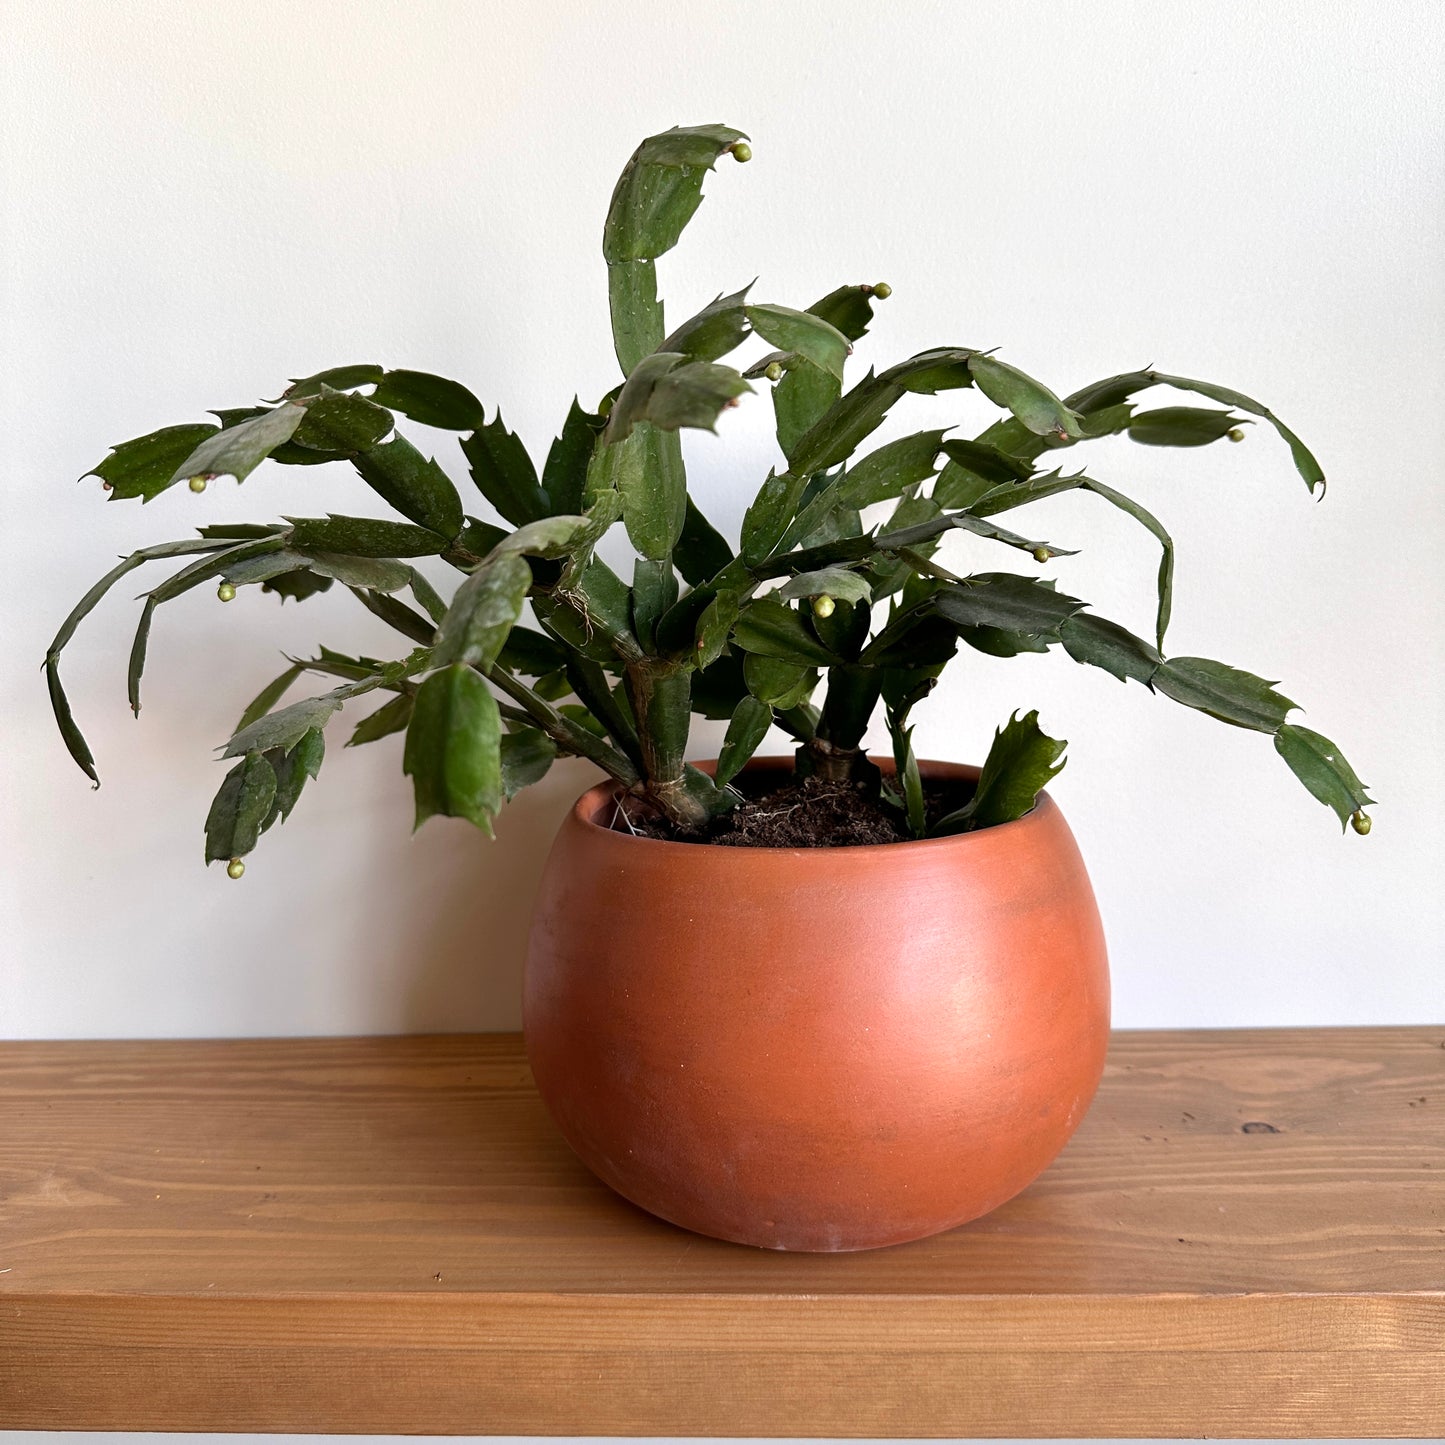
[3,0,1442,1039]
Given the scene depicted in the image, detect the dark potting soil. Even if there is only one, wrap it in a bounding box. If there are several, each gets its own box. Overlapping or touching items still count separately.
[617,773,973,849]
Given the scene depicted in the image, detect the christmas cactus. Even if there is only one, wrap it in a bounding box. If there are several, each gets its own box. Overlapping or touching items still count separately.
[47,123,1372,874]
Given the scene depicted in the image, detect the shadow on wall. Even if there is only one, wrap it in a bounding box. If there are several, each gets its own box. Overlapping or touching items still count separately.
[364,718,732,1037]
[372,757,600,1036]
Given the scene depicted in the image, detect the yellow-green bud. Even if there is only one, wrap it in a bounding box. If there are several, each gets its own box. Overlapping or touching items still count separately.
[1351,810,1372,836]
[217,582,236,602]
[764,361,784,382]
[1227,427,1246,443]
[871,281,892,300]
[1032,546,1051,563]
[812,594,836,619]
[188,475,208,493]
[227,857,246,879]
[730,141,752,163]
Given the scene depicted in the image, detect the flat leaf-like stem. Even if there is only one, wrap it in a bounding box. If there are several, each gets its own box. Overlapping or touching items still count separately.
[168,404,306,487]
[45,538,236,781]
[934,710,1067,833]
[403,664,503,835]
[204,752,278,863]
[715,695,773,787]
[1274,723,1375,829]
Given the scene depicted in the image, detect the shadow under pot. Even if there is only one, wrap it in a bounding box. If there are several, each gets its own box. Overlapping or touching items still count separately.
[523,756,1110,1252]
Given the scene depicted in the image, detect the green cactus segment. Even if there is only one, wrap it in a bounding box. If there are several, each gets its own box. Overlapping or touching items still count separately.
[1274,723,1375,831]
[604,124,746,375]
[84,423,221,502]
[932,574,1087,638]
[370,370,487,431]
[204,751,278,864]
[284,516,450,557]
[782,430,949,552]
[542,400,607,517]
[776,568,872,606]
[45,656,97,785]
[603,352,752,443]
[500,729,557,797]
[235,663,306,734]
[734,597,838,668]
[1127,406,1248,448]
[168,404,307,488]
[745,305,850,380]
[404,663,504,835]
[808,284,885,342]
[661,284,755,361]
[624,662,714,828]
[563,655,642,761]
[461,414,551,526]
[966,354,1083,441]
[587,420,686,561]
[352,436,464,538]
[815,665,883,752]
[430,553,531,671]
[608,260,665,376]
[1059,613,1162,685]
[281,364,385,400]
[1152,657,1296,733]
[603,124,748,264]
[894,510,1076,564]
[741,470,809,565]
[223,692,345,759]
[264,728,325,829]
[742,654,815,709]
[693,589,742,670]
[935,711,1067,834]
[886,706,927,840]
[347,693,414,748]
[675,498,734,585]
[715,695,774,787]
[289,387,394,453]
[44,538,228,777]
[784,349,979,477]
[745,285,882,457]
[630,557,679,651]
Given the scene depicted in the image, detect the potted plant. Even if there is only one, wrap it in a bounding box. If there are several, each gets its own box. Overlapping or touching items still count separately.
[47,124,1371,1252]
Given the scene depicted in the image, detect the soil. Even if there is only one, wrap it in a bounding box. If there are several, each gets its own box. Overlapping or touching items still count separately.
[617,772,973,849]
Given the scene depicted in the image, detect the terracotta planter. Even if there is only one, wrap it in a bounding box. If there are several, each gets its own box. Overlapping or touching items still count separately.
[523,758,1110,1251]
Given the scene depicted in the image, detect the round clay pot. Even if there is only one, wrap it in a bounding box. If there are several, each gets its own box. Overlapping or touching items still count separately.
[523,758,1109,1252]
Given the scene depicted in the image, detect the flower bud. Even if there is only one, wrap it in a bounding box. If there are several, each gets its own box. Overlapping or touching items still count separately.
[227,857,246,879]
[188,475,208,493]
[764,361,783,382]
[729,141,752,163]
[1227,427,1246,443]
[217,582,237,602]
[871,282,892,300]
[812,594,836,619]
[1032,546,1051,563]
[1351,810,1372,836]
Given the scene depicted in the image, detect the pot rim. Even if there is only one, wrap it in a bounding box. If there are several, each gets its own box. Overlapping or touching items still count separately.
[569,754,1062,857]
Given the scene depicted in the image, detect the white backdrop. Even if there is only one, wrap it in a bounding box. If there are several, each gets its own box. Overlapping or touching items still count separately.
[3,0,1442,1039]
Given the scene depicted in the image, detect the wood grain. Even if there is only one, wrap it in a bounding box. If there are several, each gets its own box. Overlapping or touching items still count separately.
[1,1027,1441,1435]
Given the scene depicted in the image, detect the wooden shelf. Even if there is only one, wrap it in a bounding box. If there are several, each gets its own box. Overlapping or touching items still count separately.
[1,1027,1441,1436]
